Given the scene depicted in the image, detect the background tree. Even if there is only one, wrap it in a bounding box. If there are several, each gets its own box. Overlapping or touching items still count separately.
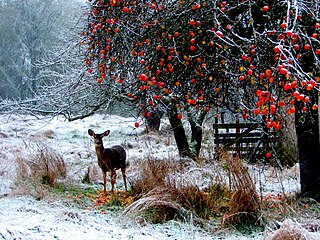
[0,0,120,120]
[0,0,81,100]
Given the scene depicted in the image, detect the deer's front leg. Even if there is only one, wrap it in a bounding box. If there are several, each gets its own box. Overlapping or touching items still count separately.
[110,170,116,193]
[102,171,107,194]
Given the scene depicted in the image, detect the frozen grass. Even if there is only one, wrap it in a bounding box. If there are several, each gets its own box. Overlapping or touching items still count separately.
[0,114,319,239]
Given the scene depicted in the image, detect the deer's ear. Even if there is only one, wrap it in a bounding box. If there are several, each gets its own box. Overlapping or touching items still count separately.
[88,129,95,136]
[102,130,110,137]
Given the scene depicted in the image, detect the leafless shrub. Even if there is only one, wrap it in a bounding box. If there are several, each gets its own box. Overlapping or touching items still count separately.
[16,143,66,187]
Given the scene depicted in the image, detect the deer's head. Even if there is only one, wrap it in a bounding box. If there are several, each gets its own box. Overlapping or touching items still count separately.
[88,129,110,147]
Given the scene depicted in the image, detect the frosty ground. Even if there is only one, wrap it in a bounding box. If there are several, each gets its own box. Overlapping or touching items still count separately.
[0,114,317,239]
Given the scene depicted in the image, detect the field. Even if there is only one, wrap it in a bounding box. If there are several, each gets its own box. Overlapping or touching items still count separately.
[0,114,319,239]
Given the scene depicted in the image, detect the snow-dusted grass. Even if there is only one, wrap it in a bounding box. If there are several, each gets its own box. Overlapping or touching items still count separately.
[0,114,318,239]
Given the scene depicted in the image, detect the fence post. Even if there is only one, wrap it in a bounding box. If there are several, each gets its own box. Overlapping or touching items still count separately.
[236,115,241,156]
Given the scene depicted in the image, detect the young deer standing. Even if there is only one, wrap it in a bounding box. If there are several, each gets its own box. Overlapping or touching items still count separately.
[88,129,127,193]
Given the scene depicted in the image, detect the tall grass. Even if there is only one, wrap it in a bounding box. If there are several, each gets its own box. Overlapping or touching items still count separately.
[125,150,262,228]
[220,150,263,227]
[15,142,66,199]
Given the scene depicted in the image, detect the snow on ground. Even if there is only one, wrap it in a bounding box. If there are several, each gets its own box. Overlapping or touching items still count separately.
[0,114,302,239]
[0,196,221,240]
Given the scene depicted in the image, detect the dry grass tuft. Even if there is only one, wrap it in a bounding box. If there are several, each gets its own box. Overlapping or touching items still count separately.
[127,151,263,228]
[82,164,99,184]
[16,143,66,195]
[220,150,262,227]
[265,219,320,240]
[127,157,232,223]
[177,184,232,220]
[124,187,184,223]
[130,158,176,196]
[31,130,56,139]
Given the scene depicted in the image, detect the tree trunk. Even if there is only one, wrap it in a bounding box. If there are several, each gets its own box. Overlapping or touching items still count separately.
[168,110,194,159]
[146,108,164,132]
[296,96,320,201]
[188,111,207,157]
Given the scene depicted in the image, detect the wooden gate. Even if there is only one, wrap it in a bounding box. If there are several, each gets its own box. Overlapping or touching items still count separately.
[212,114,278,161]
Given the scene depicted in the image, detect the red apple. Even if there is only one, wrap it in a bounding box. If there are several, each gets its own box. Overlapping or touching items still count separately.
[123,7,130,13]
[279,68,287,75]
[189,19,195,26]
[216,31,223,37]
[281,22,287,28]
[312,104,318,110]
[270,105,276,114]
[304,44,311,51]
[253,108,260,115]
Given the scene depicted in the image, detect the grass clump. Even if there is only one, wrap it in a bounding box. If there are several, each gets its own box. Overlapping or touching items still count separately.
[15,142,66,199]
[124,186,185,223]
[221,151,263,228]
[125,157,233,224]
[178,184,232,220]
[16,143,66,186]
[126,152,263,230]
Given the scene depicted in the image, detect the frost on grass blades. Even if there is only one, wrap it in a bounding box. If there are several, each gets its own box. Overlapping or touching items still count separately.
[0,114,319,239]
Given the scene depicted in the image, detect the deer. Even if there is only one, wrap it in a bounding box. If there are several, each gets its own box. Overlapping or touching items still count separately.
[88,129,127,194]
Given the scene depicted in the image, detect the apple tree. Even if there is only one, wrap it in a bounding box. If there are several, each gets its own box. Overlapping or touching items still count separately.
[82,0,248,158]
[82,0,320,199]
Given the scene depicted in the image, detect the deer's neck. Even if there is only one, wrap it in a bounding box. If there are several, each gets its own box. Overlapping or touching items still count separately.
[95,145,112,170]
[95,145,105,159]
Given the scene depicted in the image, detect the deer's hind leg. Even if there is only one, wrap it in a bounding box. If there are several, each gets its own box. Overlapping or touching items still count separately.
[110,170,116,193]
[121,166,127,192]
